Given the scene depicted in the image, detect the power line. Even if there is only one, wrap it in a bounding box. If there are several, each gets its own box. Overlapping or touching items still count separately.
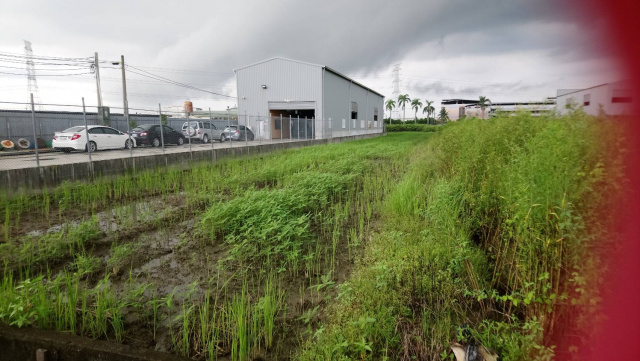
[111,64,233,77]
[0,64,90,71]
[0,70,93,77]
[125,65,236,99]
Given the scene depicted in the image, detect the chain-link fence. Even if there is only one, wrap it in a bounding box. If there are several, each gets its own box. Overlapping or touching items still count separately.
[0,97,385,182]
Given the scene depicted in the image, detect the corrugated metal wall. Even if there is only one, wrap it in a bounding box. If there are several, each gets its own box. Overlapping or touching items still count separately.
[323,70,384,137]
[236,58,323,139]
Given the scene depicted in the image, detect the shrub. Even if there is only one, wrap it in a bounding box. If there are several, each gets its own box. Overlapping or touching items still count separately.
[386,124,441,132]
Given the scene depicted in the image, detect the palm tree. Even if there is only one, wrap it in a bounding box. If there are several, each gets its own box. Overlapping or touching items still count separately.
[439,107,449,123]
[385,99,396,123]
[397,94,410,122]
[410,98,423,123]
[423,100,434,124]
[478,96,491,119]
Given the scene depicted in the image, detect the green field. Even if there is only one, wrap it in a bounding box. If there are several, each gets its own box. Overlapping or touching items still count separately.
[0,111,623,360]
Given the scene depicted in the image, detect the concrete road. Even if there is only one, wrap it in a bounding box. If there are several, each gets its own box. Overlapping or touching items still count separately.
[0,138,304,171]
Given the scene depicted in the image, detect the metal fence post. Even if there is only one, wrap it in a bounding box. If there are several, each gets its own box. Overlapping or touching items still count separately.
[82,97,92,170]
[187,111,192,153]
[209,107,214,150]
[158,103,165,152]
[279,114,282,142]
[297,115,300,140]
[245,111,248,147]
[304,116,307,140]
[228,109,232,149]
[30,93,40,168]
[289,115,292,143]
[125,101,133,159]
[312,117,315,139]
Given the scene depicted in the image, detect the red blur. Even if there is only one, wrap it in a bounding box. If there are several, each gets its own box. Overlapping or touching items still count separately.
[561,1,640,360]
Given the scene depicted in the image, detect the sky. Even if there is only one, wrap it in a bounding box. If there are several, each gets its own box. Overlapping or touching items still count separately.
[0,0,621,117]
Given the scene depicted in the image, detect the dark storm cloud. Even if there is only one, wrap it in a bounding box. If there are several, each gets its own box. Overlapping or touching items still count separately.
[0,0,609,107]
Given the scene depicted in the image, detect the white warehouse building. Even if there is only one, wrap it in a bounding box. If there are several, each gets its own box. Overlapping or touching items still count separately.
[556,81,635,116]
[234,57,385,140]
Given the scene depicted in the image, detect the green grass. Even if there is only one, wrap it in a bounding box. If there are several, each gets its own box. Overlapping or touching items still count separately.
[298,111,623,360]
[0,133,427,360]
[0,116,617,361]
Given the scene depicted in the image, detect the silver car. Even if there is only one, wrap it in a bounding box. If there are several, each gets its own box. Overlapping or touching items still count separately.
[182,121,223,143]
[220,125,255,141]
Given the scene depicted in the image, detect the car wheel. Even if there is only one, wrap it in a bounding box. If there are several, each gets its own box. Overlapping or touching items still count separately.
[203,134,209,143]
[152,137,161,147]
[220,134,226,142]
[177,137,184,145]
[87,141,97,153]
[125,139,133,149]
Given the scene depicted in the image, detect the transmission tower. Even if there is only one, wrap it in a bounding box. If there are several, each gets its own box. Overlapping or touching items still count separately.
[391,63,401,119]
[24,40,43,110]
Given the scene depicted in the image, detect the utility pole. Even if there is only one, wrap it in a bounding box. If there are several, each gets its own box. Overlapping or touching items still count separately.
[94,52,104,124]
[115,55,133,157]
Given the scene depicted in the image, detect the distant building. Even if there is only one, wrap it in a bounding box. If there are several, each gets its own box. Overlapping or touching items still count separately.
[441,99,477,121]
[440,98,556,120]
[190,107,238,121]
[234,57,384,139]
[486,99,556,117]
[555,81,635,116]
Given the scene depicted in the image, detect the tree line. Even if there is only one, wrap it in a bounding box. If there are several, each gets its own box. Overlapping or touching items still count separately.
[385,95,491,124]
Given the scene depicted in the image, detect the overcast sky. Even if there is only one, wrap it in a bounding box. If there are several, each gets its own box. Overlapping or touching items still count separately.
[0,0,620,116]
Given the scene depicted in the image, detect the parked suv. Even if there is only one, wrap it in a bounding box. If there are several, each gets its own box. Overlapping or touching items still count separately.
[182,121,222,143]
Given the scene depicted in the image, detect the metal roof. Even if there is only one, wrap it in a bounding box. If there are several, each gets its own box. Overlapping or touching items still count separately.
[233,57,385,98]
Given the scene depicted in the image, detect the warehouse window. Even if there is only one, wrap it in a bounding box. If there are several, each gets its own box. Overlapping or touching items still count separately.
[612,89,632,103]
[351,102,358,120]
[373,107,378,121]
[583,94,591,106]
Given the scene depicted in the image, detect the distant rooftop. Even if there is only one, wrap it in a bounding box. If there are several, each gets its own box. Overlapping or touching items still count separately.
[441,99,478,105]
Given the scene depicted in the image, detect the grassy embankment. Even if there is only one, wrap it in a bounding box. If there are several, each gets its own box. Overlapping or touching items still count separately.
[299,112,624,360]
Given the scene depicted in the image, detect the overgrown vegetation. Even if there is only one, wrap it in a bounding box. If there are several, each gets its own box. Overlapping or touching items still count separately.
[299,111,623,360]
[0,133,426,360]
[0,112,622,360]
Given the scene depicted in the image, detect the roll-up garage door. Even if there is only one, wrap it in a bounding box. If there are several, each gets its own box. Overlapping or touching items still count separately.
[268,101,316,110]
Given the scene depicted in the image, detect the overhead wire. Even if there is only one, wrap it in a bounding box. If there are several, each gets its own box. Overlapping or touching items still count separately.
[125,65,236,99]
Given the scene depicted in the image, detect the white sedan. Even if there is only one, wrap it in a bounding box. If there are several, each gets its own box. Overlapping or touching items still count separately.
[52,125,135,153]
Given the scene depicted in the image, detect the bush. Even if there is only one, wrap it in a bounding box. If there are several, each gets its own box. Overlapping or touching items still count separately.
[386,124,441,132]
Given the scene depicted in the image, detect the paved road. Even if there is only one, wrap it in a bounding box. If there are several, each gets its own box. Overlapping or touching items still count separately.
[0,138,306,171]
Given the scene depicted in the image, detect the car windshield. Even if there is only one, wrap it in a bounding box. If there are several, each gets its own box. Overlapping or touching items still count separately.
[133,124,153,131]
[62,126,87,133]
[182,121,198,128]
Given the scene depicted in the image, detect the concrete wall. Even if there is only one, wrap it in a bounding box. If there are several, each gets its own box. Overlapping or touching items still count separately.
[0,324,186,361]
[0,133,383,192]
